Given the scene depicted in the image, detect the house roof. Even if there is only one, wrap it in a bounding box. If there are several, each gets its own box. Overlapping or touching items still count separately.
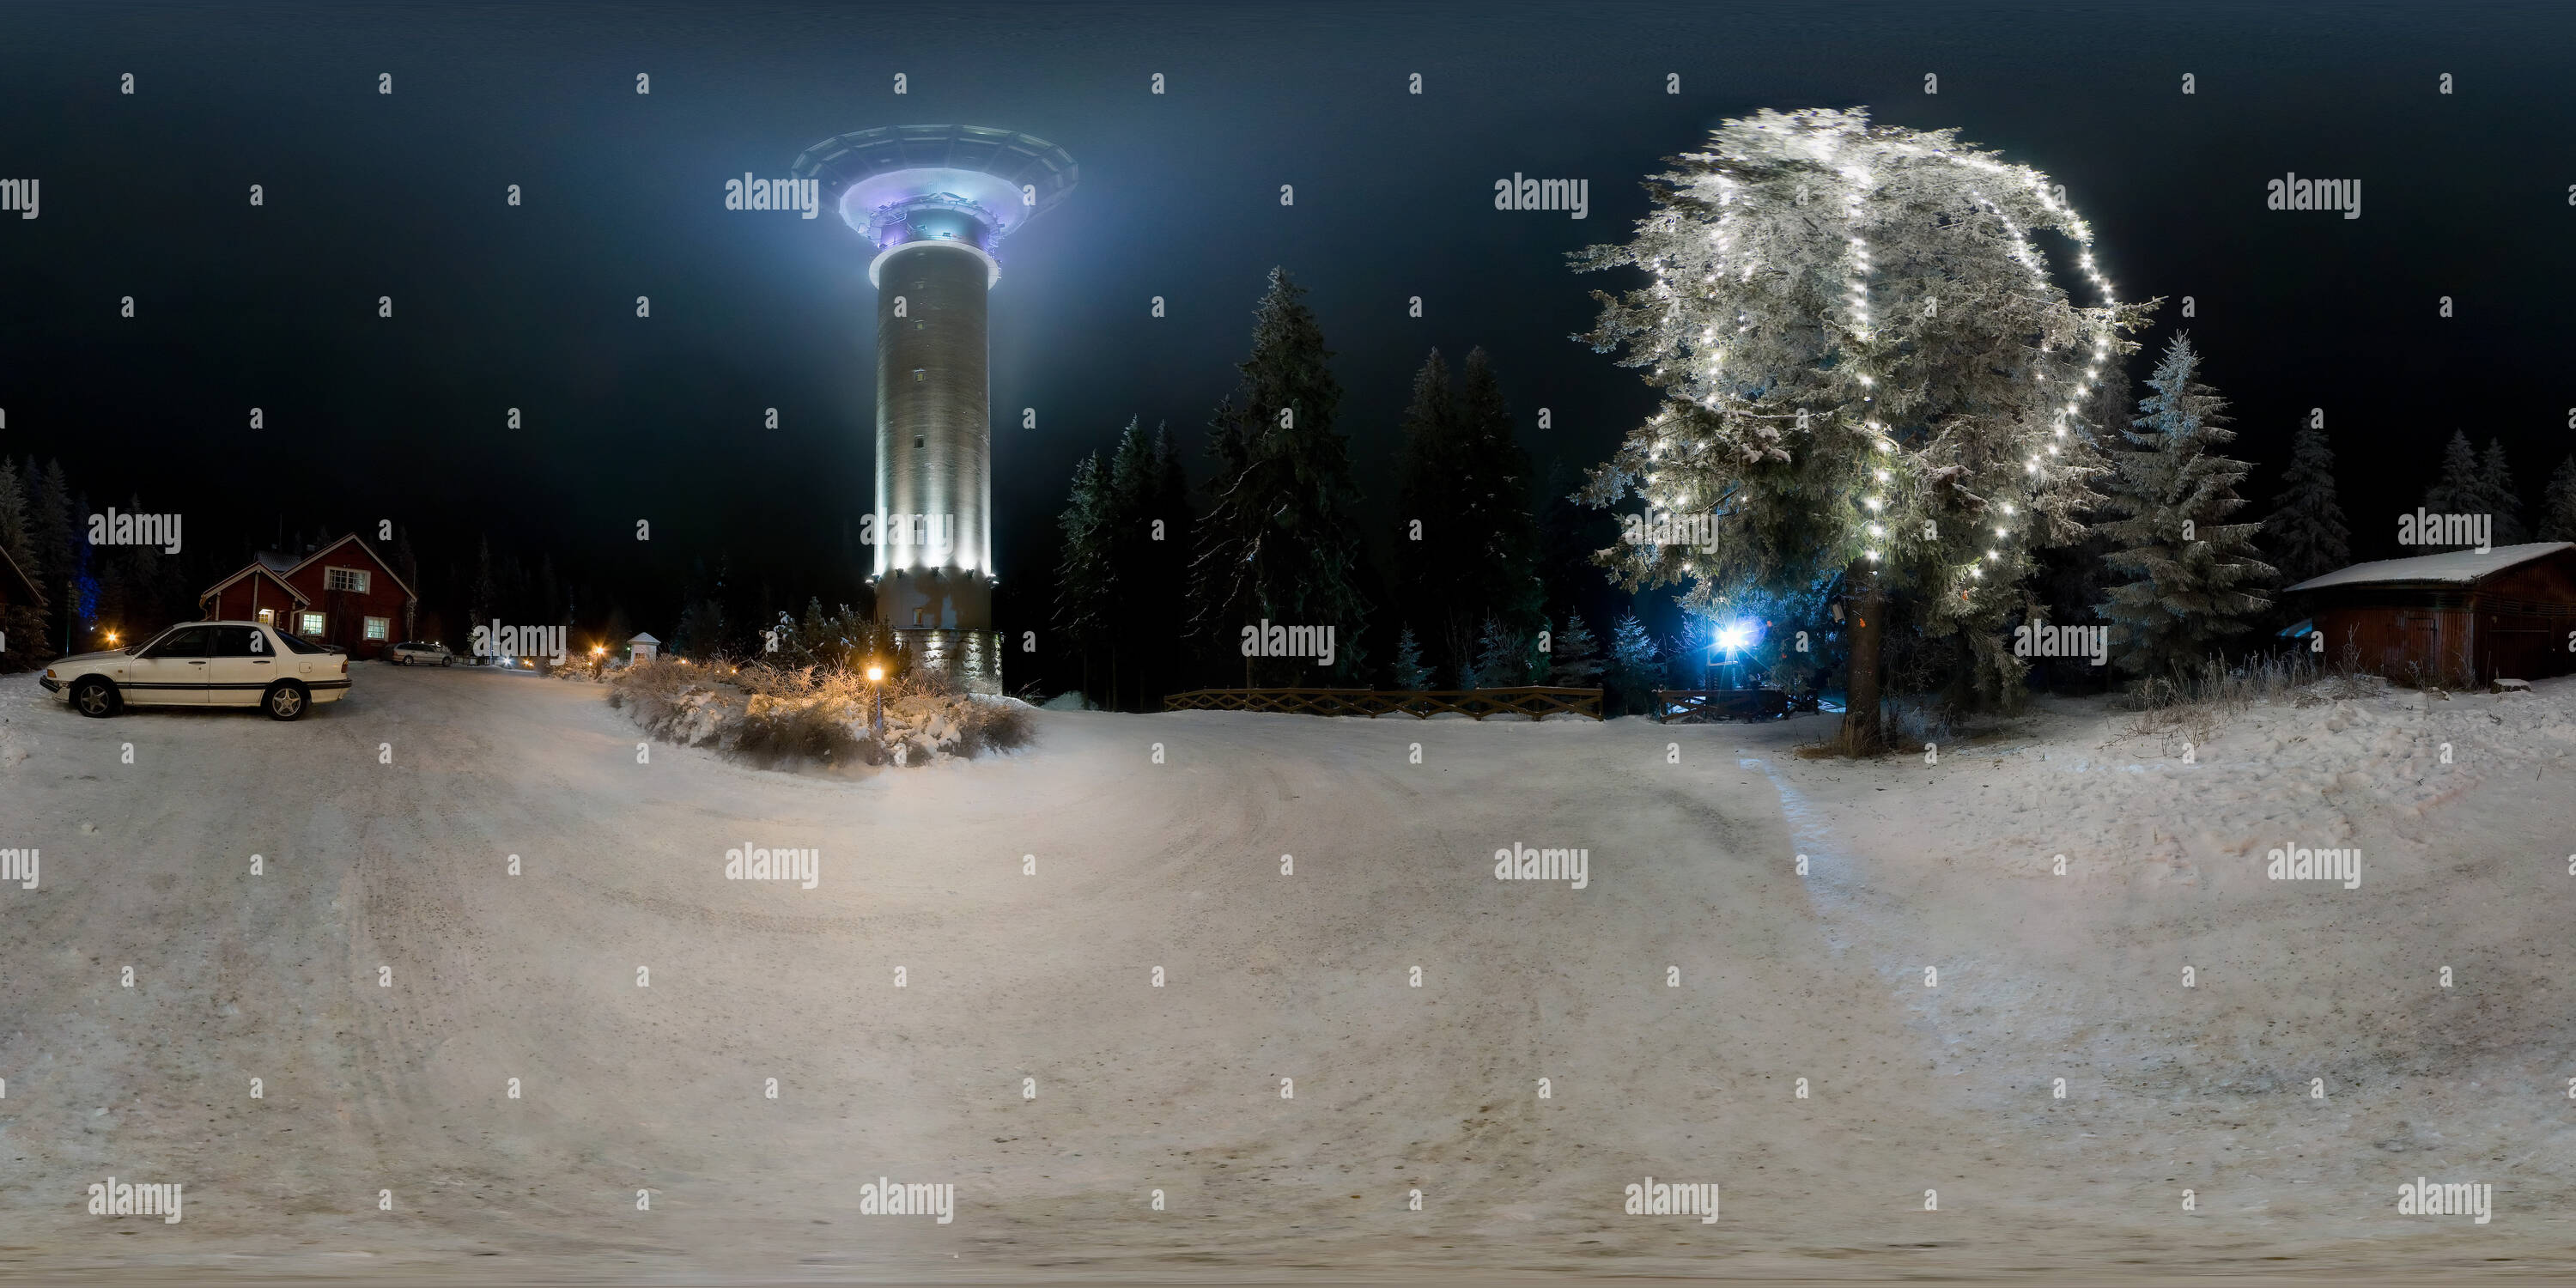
[2285,541,2576,593]
[0,546,43,607]
[200,559,311,607]
[286,532,418,603]
[630,632,661,644]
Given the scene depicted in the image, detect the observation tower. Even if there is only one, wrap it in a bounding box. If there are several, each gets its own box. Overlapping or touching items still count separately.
[792,125,1077,693]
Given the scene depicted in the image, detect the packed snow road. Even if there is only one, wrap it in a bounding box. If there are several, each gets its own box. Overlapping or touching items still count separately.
[0,664,2570,1281]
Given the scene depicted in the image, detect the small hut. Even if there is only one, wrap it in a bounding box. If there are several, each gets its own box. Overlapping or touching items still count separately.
[2283,542,2576,686]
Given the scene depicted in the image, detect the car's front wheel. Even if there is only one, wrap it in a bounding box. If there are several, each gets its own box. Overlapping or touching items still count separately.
[263,682,309,721]
[70,677,118,718]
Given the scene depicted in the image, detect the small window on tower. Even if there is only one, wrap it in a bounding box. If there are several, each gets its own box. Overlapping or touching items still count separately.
[914,435,925,449]
[912,368,925,382]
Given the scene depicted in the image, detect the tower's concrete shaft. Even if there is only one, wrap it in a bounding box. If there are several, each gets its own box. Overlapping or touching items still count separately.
[793,125,1076,691]
[872,240,993,631]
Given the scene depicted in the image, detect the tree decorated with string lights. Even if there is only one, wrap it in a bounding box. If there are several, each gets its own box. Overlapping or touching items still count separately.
[1574,107,2156,750]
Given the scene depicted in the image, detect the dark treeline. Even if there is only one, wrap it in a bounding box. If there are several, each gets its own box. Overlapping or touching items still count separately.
[1044,269,1673,714]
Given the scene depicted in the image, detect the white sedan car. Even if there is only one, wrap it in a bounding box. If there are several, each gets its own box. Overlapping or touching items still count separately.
[41,620,350,720]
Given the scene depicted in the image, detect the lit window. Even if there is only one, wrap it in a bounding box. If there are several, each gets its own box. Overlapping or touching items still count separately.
[325,567,371,593]
[255,608,275,624]
[363,617,390,641]
[299,611,325,635]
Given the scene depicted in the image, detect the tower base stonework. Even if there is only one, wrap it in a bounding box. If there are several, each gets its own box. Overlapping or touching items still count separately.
[896,628,1003,696]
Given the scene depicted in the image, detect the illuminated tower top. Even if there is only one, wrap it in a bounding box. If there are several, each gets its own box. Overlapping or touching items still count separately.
[792,124,1078,287]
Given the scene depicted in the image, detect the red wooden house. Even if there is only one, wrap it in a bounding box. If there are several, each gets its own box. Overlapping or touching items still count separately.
[198,533,416,659]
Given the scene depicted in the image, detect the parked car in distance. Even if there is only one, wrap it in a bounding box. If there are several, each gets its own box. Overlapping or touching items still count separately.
[39,620,350,720]
[387,641,456,666]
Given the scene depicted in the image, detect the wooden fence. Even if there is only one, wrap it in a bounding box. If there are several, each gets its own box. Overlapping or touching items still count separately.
[1653,689,1821,723]
[1162,686,1602,720]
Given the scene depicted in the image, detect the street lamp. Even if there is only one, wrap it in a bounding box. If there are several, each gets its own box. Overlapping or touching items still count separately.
[866,664,885,735]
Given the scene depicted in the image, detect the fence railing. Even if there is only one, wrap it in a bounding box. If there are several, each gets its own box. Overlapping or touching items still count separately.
[1162,686,1602,720]
[1654,689,1814,723]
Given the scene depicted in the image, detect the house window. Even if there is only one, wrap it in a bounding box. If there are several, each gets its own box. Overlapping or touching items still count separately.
[255,608,275,624]
[325,566,370,593]
[363,617,390,641]
[299,611,325,635]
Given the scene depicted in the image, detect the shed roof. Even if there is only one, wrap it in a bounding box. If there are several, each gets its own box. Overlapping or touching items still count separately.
[2285,542,2575,593]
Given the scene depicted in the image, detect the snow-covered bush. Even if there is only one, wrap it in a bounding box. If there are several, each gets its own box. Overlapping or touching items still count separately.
[607,657,1033,769]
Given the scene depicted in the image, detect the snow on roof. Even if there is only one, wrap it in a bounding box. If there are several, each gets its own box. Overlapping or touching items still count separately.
[629,633,660,644]
[2286,541,2574,593]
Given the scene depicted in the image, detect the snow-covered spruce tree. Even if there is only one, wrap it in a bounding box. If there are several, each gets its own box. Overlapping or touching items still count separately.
[2421,430,2482,541]
[1575,108,2154,750]
[1394,347,1543,677]
[2094,333,2275,678]
[1053,451,1114,702]
[1188,268,1372,685]
[1548,613,1604,686]
[1452,348,1546,646]
[2263,423,2350,586]
[1468,615,1530,690]
[1394,349,1467,668]
[2476,439,2528,545]
[1389,623,1432,690]
[0,460,42,671]
[2538,455,2576,543]
[1605,611,1664,715]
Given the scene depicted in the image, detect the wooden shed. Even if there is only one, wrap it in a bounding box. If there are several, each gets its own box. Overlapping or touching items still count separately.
[2283,541,2576,686]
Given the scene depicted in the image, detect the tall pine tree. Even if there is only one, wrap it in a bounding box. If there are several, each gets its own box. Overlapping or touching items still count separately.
[2421,430,2482,527]
[2538,455,2576,543]
[1053,451,1114,703]
[1393,347,1543,679]
[1188,268,1371,683]
[2095,333,2275,677]
[1548,613,1603,686]
[1394,349,1469,675]
[2263,423,2350,586]
[2476,439,2528,545]
[1605,611,1663,716]
[1452,348,1545,654]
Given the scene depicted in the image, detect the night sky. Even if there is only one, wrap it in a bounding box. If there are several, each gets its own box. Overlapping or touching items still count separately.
[5,1,2571,657]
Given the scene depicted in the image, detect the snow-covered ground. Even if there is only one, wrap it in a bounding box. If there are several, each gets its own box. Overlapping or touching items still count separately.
[0,662,2571,1281]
